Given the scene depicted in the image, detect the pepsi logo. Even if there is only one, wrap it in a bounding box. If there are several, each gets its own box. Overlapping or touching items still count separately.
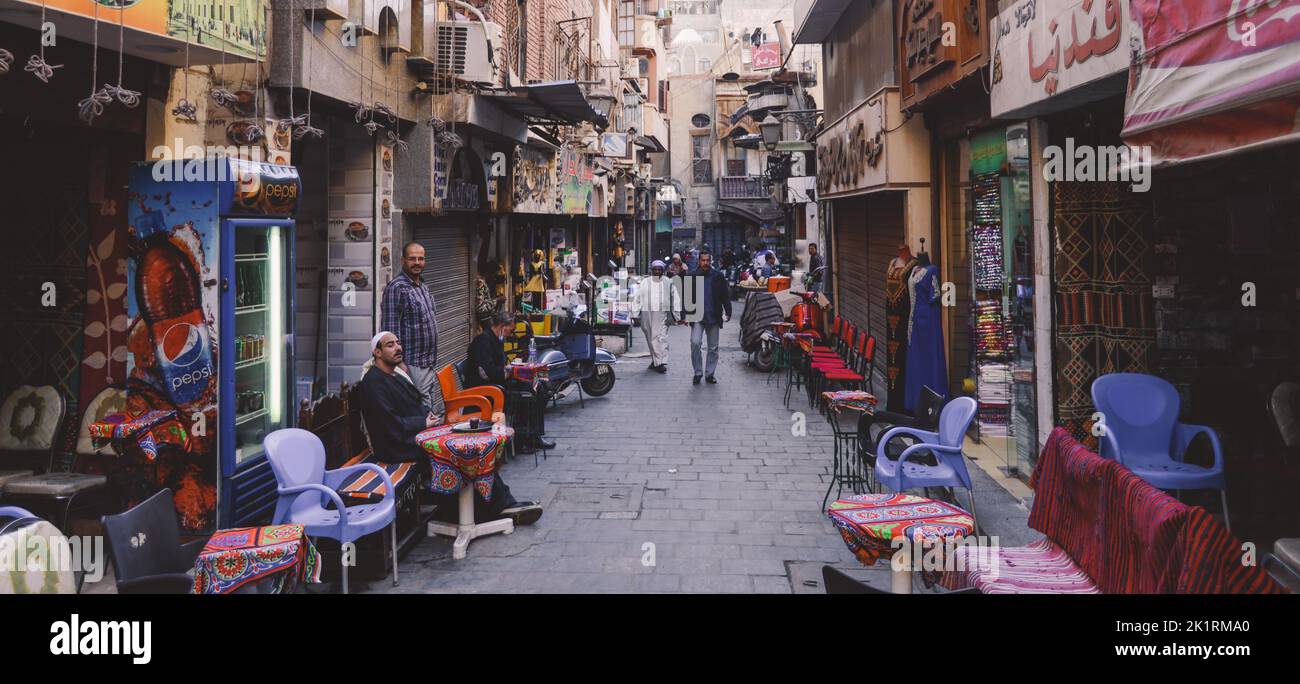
[158,322,208,367]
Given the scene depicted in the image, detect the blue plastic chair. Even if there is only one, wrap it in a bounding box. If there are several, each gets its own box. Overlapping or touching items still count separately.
[264,428,399,594]
[874,397,979,528]
[1091,373,1229,529]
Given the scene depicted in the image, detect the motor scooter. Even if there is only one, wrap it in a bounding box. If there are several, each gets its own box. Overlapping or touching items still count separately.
[516,274,617,406]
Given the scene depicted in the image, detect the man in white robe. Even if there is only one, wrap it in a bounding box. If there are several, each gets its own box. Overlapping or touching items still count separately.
[633,260,681,373]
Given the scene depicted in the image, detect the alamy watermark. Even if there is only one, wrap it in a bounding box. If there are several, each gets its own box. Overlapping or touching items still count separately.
[148,137,267,182]
[0,532,105,583]
[1043,138,1153,192]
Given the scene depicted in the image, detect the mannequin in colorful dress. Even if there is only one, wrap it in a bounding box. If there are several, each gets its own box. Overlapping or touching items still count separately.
[885,242,919,412]
[904,250,947,412]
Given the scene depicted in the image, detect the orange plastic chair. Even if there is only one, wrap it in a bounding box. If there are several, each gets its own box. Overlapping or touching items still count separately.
[437,364,504,419]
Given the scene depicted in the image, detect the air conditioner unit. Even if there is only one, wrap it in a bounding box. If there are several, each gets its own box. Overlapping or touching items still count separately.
[622,57,640,81]
[428,20,502,85]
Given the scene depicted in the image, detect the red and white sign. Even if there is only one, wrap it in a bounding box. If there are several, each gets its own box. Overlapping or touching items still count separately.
[989,0,1131,118]
[752,41,782,71]
[1123,0,1300,164]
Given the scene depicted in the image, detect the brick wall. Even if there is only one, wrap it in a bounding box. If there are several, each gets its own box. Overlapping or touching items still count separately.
[471,0,594,83]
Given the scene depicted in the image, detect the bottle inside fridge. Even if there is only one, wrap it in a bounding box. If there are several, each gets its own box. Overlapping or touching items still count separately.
[232,226,288,465]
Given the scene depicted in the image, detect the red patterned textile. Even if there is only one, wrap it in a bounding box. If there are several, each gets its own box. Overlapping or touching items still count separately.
[1174,506,1287,594]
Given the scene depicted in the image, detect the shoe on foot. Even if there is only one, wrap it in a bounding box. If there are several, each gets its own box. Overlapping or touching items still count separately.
[656,364,668,374]
[648,362,659,371]
[705,375,717,384]
[533,435,556,450]
[499,501,543,526]
[692,375,702,385]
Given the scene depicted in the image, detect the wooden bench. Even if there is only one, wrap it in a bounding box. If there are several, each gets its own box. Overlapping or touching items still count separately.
[940,428,1287,594]
[298,385,433,573]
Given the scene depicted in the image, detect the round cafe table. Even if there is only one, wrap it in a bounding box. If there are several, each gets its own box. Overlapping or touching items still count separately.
[826,493,975,594]
[417,423,515,560]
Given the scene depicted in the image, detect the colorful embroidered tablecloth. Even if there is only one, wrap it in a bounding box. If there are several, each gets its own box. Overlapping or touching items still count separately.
[417,424,514,501]
[88,410,191,462]
[821,390,878,414]
[192,525,322,595]
[827,493,975,567]
[507,362,549,384]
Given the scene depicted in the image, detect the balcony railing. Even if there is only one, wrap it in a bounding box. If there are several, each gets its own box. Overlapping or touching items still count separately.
[718,176,768,200]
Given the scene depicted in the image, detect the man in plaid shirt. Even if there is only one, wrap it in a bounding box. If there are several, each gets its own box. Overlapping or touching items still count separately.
[381,242,439,409]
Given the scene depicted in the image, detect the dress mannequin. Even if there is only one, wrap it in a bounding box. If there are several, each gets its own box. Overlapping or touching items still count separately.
[904,243,947,411]
[885,241,919,412]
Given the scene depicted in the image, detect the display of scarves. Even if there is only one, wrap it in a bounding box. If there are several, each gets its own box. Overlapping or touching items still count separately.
[972,299,1010,359]
[884,258,917,413]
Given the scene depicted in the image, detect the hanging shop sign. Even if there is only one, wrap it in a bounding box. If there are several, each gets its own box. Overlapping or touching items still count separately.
[1122,0,1300,165]
[897,0,990,108]
[18,0,267,62]
[990,0,1130,119]
[558,147,595,215]
[512,146,558,214]
[601,133,631,159]
[752,41,782,71]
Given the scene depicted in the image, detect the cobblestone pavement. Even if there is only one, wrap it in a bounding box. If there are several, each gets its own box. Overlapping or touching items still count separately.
[367,302,1034,594]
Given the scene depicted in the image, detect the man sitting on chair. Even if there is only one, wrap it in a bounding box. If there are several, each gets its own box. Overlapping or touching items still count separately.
[465,310,557,455]
[355,331,542,525]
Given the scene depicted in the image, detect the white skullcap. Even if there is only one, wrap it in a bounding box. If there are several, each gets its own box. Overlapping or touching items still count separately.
[651,260,666,269]
[371,331,395,350]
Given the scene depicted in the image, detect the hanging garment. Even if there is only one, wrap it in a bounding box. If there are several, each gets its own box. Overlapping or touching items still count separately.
[885,257,918,412]
[904,263,948,412]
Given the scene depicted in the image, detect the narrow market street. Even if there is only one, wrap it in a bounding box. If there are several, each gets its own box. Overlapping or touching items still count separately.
[370,303,1035,594]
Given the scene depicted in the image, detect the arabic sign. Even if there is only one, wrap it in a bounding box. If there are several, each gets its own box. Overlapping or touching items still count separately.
[753,41,782,70]
[990,0,1130,118]
[1122,0,1300,163]
[20,0,267,61]
[897,0,990,108]
[816,96,888,196]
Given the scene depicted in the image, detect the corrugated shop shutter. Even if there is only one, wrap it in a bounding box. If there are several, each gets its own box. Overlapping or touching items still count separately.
[831,193,904,406]
[410,216,473,406]
[865,193,905,402]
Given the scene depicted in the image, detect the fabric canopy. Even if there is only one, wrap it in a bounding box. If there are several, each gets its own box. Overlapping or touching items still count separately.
[1123,0,1300,165]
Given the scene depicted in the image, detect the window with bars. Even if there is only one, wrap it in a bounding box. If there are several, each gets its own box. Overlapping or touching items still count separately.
[691,134,712,185]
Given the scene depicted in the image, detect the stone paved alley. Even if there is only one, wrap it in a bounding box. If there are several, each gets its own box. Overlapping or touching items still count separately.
[368,304,1036,594]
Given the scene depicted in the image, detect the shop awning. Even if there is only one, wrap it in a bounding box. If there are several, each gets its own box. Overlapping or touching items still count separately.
[792,0,853,45]
[484,81,609,129]
[635,135,666,153]
[1122,0,1300,166]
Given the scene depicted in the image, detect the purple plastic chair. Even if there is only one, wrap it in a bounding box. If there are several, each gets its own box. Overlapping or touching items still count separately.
[873,396,979,528]
[1091,373,1229,529]
[264,428,398,594]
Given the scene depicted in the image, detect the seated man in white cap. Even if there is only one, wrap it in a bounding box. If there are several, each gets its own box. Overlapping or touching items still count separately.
[355,331,542,525]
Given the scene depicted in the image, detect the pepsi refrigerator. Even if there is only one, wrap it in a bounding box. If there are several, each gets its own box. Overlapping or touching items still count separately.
[127,158,299,532]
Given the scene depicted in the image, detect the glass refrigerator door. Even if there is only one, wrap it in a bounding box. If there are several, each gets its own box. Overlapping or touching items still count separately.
[230,223,292,467]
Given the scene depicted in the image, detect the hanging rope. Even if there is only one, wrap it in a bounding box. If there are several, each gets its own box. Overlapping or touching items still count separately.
[0,48,13,76]
[385,0,407,153]
[78,2,112,123]
[172,23,197,121]
[104,2,141,107]
[209,9,236,110]
[24,0,62,83]
[241,1,267,144]
[294,4,323,139]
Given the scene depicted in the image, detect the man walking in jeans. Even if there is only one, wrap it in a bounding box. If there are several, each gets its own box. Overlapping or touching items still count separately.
[381,242,439,409]
[679,250,732,385]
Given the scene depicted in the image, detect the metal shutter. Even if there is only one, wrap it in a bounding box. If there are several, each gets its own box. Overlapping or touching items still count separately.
[410,217,473,391]
[831,193,904,406]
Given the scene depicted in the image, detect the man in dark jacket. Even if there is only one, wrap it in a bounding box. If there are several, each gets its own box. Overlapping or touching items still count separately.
[465,311,556,454]
[679,251,732,385]
[355,331,542,525]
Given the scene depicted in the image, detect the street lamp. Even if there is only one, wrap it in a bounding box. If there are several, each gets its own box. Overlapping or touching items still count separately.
[760,114,782,151]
